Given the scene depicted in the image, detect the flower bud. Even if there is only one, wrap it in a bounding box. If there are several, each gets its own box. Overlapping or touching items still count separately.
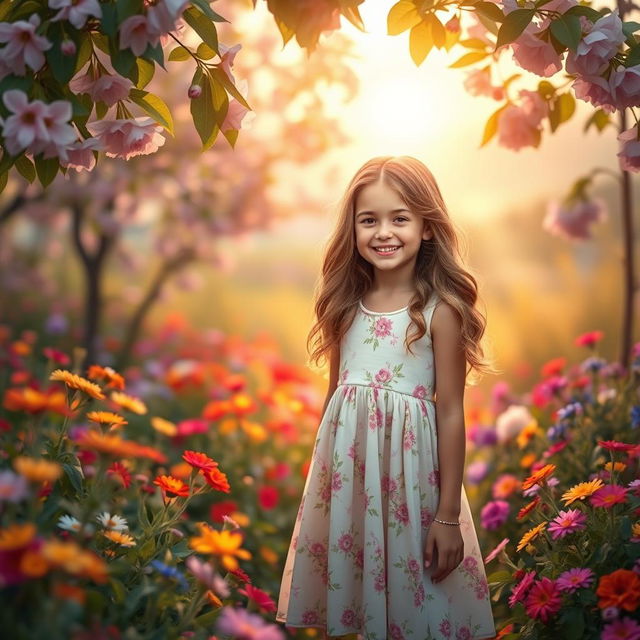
[445,16,460,32]
[188,84,202,99]
[61,39,76,56]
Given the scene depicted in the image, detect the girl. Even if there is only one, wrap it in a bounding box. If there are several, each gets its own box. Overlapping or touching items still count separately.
[276,156,498,640]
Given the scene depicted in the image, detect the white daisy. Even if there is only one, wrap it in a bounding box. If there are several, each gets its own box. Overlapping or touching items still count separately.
[57,514,82,532]
[96,511,128,531]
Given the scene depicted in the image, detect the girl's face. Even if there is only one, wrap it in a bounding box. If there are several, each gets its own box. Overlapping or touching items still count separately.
[354,177,432,275]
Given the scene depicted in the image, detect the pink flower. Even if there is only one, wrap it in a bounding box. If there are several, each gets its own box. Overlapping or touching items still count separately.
[598,440,638,453]
[394,501,409,526]
[221,99,250,133]
[510,28,564,78]
[518,89,548,127]
[483,537,509,564]
[331,471,342,492]
[543,197,608,241]
[617,126,640,173]
[374,367,392,384]
[524,577,562,622]
[556,567,595,593]
[496,104,540,151]
[508,570,536,607]
[374,316,393,338]
[601,617,640,640]
[86,117,166,160]
[572,74,617,113]
[300,609,318,625]
[412,384,428,399]
[463,68,501,99]
[147,0,189,36]
[62,137,103,173]
[340,608,356,626]
[70,72,133,107]
[218,43,242,82]
[0,470,28,503]
[547,509,587,539]
[49,0,102,29]
[495,405,534,443]
[215,605,284,640]
[590,484,628,508]
[566,9,624,77]
[480,500,510,530]
[337,533,353,553]
[0,14,52,75]
[609,64,640,110]
[118,15,159,57]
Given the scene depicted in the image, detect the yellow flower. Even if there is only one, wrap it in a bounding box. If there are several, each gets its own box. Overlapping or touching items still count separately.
[103,530,136,547]
[49,369,105,400]
[13,456,63,483]
[516,522,547,552]
[631,522,640,538]
[0,522,37,550]
[561,479,605,505]
[189,523,252,571]
[42,540,108,583]
[604,461,627,472]
[151,416,178,436]
[86,411,128,427]
[110,391,147,415]
[516,420,540,449]
[241,420,267,443]
[259,544,278,565]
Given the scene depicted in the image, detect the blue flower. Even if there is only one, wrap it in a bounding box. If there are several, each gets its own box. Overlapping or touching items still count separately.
[631,405,640,429]
[580,356,606,374]
[150,559,189,592]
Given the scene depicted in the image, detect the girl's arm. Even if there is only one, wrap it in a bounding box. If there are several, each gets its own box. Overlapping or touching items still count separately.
[431,302,467,521]
[320,344,340,419]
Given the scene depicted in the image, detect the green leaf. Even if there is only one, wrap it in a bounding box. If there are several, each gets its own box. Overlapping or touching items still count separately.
[211,67,251,110]
[486,569,512,583]
[387,1,422,36]
[495,9,535,49]
[15,155,36,183]
[409,20,433,66]
[129,88,174,134]
[548,91,574,132]
[549,14,582,51]
[222,128,238,147]
[194,609,219,628]
[62,461,85,494]
[100,3,118,37]
[626,43,640,67]
[110,578,127,604]
[480,104,509,147]
[45,23,78,84]
[475,1,506,23]
[168,46,192,62]
[136,57,155,89]
[75,34,93,73]
[96,101,108,119]
[448,50,489,68]
[183,6,219,55]
[116,0,143,22]
[144,41,165,70]
[190,0,228,22]
[196,42,217,60]
[190,74,220,150]
[111,43,138,80]
[0,74,32,98]
[34,155,59,188]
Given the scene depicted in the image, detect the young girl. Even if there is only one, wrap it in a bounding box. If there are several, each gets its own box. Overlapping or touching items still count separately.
[276,156,498,640]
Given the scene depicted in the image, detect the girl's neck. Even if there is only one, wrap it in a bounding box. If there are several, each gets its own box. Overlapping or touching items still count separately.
[370,271,416,296]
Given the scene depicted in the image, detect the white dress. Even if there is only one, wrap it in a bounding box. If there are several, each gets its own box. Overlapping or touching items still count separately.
[276,294,497,640]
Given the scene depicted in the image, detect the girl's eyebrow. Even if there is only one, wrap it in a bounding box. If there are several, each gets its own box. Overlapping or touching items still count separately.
[355,208,411,217]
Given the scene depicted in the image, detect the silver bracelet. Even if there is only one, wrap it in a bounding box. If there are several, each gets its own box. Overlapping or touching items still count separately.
[433,517,460,526]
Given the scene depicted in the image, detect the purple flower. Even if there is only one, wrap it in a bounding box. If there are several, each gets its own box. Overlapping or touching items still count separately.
[466,460,489,485]
[480,500,510,530]
[556,567,595,593]
[601,616,640,640]
[548,509,587,539]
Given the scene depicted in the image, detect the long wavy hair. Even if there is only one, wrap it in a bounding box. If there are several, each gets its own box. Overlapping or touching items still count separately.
[307,155,500,385]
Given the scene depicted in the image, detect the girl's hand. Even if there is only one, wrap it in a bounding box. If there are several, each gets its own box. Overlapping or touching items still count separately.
[423,522,464,584]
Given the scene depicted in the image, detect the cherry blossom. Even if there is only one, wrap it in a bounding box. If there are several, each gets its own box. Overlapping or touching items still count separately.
[48,0,102,30]
[86,117,166,161]
[0,14,52,75]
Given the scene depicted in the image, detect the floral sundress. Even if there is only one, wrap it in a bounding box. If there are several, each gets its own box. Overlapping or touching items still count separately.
[276,293,497,640]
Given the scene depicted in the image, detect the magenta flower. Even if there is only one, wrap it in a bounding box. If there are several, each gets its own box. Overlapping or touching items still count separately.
[601,616,640,640]
[483,537,509,564]
[547,509,587,540]
[508,570,536,607]
[215,605,285,640]
[0,14,52,75]
[590,484,628,508]
[480,499,510,530]
[524,577,563,623]
[87,117,166,161]
[556,567,595,593]
[49,0,102,29]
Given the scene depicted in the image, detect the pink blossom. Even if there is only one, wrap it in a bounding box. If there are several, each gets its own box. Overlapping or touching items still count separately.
[590,484,628,508]
[118,15,159,57]
[480,499,509,530]
[215,605,284,640]
[49,0,102,29]
[572,74,617,113]
[374,367,392,384]
[556,567,594,592]
[518,89,548,127]
[86,117,166,161]
[617,126,640,173]
[566,9,624,77]
[341,608,356,626]
[0,14,52,75]
[547,509,587,539]
[374,316,393,338]
[483,537,509,564]
[601,617,640,640]
[219,43,242,82]
[543,197,608,241]
[510,29,564,78]
[463,67,504,100]
[508,570,536,607]
[62,137,103,173]
[496,104,540,151]
[609,65,640,110]
[337,533,353,553]
[524,577,562,622]
[70,72,133,107]
[536,0,577,29]
[222,99,250,133]
[188,84,202,99]
[147,0,190,36]
[60,39,76,56]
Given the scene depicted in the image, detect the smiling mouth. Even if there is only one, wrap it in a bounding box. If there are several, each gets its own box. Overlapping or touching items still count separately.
[373,246,401,254]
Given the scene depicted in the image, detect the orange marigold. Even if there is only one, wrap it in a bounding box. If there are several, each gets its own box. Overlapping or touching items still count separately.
[0,522,37,550]
[13,456,63,483]
[154,475,190,497]
[87,365,125,390]
[522,464,556,491]
[201,467,231,493]
[86,411,128,427]
[109,391,147,415]
[49,369,105,400]
[596,569,640,611]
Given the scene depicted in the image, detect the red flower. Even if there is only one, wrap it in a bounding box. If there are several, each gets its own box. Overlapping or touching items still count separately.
[597,440,637,453]
[228,566,251,584]
[107,461,131,489]
[182,450,219,471]
[574,330,604,348]
[540,358,566,378]
[524,577,562,622]
[210,500,238,523]
[258,485,279,510]
[201,467,231,493]
[596,569,640,611]
[153,475,190,497]
[238,583,277,612]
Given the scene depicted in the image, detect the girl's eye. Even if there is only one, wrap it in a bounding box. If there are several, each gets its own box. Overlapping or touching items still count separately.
[395,217,408,222]
[360,218,375,224]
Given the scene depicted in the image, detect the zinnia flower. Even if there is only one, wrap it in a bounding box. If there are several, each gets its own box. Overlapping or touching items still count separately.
[596,569,640,611]
[590,484,628,508]
[547,509,587,539]
[601,616,640,640]
[201,467,231,493]
[480,500,510,530]
[517,496,540,520]
[516,522,547,552]
[598,439,638,453]
[238,583,277,612]
[154,475,189,497]
[183,450,219,471]
[508,570,537,607]
[556,567,595,593]
[524,577,562,622]
[561,478,605,505]
[522,463,556,490]
[189,523,251,571]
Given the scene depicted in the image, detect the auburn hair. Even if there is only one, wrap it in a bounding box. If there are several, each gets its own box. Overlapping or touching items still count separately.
[306,155,500,385]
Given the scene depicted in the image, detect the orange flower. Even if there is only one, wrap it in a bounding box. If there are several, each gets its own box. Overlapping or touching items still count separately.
[189,523,251,571]
[109,391,147,415]
[103,530,136,547]
[516,422,540,450]
[0,522,37,550]
[151,416,177,436]
[202,399,231,421]
[517,496,540,520]
[206,589,223,608]
[201,467,231,493]
[3,387,49,413]
[183,450,219,471]
[13,456,63,483]
[154,475,190,497]
[49,369,105,400]
[86,411,128,427]
[74,430,167,463]
[519,453,537,469]
[20,549,49,577]
[41,540,108,583]
[229,393,256,415]
[516,522,547,552]
[522,464,556,491]
[561,479,605,505]
[87,365,125,390]
[596,569,640,611]
[492,474,520,499]
[540,358,566,378]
